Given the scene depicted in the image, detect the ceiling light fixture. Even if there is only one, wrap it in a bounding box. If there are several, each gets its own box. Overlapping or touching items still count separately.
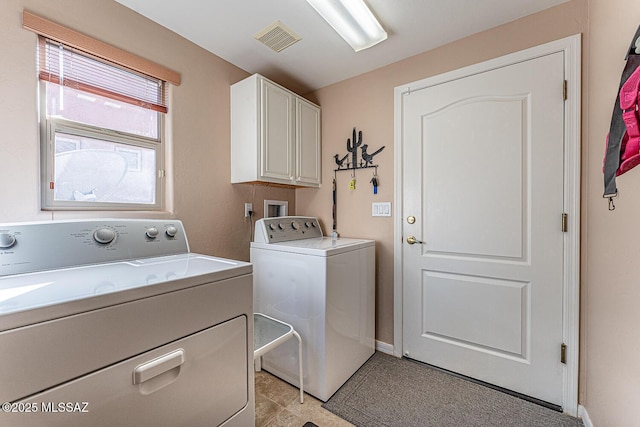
[305,0,387,52]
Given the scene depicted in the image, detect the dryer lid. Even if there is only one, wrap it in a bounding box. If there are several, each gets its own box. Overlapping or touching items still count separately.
[0,253,251,330]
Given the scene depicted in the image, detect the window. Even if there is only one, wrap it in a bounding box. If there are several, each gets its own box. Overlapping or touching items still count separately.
[39,37,166,210]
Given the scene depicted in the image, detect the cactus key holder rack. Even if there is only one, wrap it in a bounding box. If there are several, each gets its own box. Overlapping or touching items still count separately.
[331,127,385,236]
[333,127,385,192]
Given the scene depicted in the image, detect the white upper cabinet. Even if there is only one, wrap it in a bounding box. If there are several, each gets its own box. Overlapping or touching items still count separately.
[231,74,321,187]
[296,97,322,186]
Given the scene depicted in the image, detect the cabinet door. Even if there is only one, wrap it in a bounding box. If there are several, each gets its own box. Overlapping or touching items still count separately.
[261,80,295,183]
[296,98,321,187]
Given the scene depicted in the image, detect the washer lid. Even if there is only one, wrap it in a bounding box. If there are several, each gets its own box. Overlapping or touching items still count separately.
[0,253,251,331]
[251,236,374,256]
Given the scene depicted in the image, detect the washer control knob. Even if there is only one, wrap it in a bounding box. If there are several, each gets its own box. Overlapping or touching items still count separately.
[165,225,178,238]
[291,221,300,230]
[269,223,276,231]
[146,227,159,239]
[311,222,317,228]
[0,233,16,249]
[93,228,116,245]
[304,222,311,228]
[278,223,284,230]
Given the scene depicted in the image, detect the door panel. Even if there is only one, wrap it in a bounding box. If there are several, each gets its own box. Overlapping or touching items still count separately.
[423,95,527,259]
[402,52,565,405]
[9,316,248,427]
[422,271,528,358]
[261,80,294,181]
[296,98,321,186]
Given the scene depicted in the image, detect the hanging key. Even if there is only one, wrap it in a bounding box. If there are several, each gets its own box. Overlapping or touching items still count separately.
[370,175,378,194]
[349,178,356,190]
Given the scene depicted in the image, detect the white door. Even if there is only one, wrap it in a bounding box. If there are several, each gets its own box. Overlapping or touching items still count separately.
[401,52,565,406]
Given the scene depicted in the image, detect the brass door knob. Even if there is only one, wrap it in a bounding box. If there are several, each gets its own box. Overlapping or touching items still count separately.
[406,235,425,245]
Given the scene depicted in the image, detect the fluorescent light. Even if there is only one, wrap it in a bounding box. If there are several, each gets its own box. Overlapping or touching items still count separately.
[306,0,387,52]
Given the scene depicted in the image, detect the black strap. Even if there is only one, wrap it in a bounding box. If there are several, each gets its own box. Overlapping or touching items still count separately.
[603,25,640,207]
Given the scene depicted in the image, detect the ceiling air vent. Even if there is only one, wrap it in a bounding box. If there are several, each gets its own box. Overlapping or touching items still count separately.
[254,21,301,53]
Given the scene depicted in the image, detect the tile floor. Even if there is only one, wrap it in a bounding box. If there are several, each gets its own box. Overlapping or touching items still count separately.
[255,370,354,427]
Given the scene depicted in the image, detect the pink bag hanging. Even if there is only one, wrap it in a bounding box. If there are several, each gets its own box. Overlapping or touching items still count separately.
[602,25,640,210]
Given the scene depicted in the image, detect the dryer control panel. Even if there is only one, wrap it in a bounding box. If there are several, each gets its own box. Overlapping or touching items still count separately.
[0,219,189,277]
[254,216,322,243]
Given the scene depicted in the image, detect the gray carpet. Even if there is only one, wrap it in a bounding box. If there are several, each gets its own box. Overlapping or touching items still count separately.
[322,352,584,427]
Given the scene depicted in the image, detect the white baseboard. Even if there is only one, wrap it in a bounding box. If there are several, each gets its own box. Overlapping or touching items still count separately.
[375,340,394,355]
[579,405,593,427]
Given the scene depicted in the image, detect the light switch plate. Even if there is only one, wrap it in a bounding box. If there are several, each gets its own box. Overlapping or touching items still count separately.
[372,202,391,217]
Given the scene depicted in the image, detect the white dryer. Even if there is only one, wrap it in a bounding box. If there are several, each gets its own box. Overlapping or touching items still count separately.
[251,216,375,401]
[0,219,253,427]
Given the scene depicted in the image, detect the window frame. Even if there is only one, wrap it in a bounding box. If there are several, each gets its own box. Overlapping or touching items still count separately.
[39,85,165,211]
[23,11,180,212]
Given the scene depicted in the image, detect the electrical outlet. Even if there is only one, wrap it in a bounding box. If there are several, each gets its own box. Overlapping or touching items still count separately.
[244,203,252,217]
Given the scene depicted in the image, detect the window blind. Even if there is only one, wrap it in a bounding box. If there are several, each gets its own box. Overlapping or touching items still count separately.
[39,37,167,113]
[23,11,180,84]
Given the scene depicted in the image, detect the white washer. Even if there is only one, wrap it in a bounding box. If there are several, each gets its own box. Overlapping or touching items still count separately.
[0,219,253,427]
[251,216,375,401]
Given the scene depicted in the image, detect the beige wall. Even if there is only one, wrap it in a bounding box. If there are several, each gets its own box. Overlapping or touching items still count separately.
[2,0,640,424]
[0,0,294,261]
[584,0,640,424]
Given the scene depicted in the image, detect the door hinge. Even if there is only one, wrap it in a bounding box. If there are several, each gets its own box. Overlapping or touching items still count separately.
[563,80,568,101]
[561,213,568,232]
[158,169,166,178]
[561,343,567,364]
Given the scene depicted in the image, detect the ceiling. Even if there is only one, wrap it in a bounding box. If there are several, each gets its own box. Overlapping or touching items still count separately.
[115,0,570,93]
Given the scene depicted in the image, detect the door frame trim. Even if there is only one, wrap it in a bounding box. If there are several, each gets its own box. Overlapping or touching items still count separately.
[393,34,581,416]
